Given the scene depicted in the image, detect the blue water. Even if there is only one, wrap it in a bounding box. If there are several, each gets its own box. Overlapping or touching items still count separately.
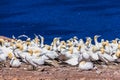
[0,0,120,44]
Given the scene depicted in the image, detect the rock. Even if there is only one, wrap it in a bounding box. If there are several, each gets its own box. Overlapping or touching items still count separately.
[96,70,102,74]
[26,65,37,71]
[12,78,19,80]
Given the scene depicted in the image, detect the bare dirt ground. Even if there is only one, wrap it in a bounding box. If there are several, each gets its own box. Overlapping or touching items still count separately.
[0,62,120,80]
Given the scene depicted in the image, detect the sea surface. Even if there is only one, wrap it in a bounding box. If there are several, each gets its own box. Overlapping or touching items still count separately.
[0,0,120,44]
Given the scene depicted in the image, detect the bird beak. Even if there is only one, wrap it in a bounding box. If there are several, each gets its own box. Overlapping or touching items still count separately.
[57,37,61,39]
[97,35,101,37]
[34,34,38,38]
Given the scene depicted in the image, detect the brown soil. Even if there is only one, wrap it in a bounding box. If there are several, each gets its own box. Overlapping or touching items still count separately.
[0,62,120,80]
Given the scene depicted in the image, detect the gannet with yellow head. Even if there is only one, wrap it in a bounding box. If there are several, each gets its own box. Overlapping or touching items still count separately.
[89,46,99,61]
[85,37,92,48]
[10,57,21,68]
[78,61,94,70]
[64,45,82,66]
[72,36,78,46]
[98,47,115,63]
[78,39,84,45]
[57,41,66,52]
[94,35,102,49]
[51,37,59,51]
[104,40,111,54]
[80,44,90,61]
[0,49,8,64]
[110,39,119,54]
[112,42,120,60]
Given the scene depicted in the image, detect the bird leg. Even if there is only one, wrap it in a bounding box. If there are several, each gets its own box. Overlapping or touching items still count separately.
[27,65,37,71]
[33,66,37,70]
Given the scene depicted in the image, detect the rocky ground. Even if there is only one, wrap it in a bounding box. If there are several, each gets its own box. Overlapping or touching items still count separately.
[0,61,120,80]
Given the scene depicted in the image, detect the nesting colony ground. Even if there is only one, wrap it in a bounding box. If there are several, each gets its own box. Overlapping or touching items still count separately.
[0,63,120,80]
[1,36,120,80]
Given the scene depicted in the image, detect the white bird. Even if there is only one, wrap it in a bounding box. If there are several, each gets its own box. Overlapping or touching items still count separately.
[104,40,111,54]
[0,50,8,63]
[56,37,61,46]
[85,37,92,48]
[94,35,102,49]
[0,39,14,60]
[57,41,66,52]
[112,44,120,60]
[18,34,29,39]
[25,55,38,67]
[45,51,59,60]
[4,40,10,47]
[78,39,84,45]
[98,47,115,63]
[64,46,81,66]
[64,57,79,66]
[31,34,40,46]
[78,61,94,70]
[61,46,73,59]
[80,45,90,61]
[10,57,21,68]
[89,46,99,61]
[39,35,44,48]
[17,49,32,64]
[51,38,59,51]
[24,51,49,70]
[72,36,78,46]
[110,39,118,54]
[32,55,49,66]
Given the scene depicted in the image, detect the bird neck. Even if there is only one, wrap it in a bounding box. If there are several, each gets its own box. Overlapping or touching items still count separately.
[40,38,44,48]
[53,39,57,50]
[94,38,98,45]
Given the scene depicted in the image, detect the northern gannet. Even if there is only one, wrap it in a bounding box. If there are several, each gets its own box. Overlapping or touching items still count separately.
[98,47,115,64]
[78,39,84,45]
[64,46,81,66]
[39,35,44,48]
[85,37,92,48]
[89,46,99,61]
[94,35,101,49]
[10,57,21,68]
[78,61,94,70]
[80,44,90,61]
